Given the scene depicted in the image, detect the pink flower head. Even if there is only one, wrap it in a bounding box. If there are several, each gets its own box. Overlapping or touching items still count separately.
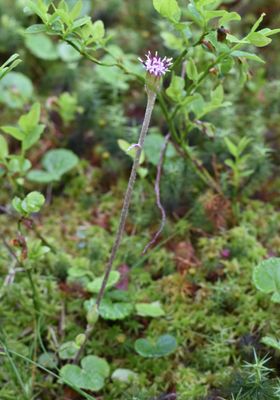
[139,51,173,77]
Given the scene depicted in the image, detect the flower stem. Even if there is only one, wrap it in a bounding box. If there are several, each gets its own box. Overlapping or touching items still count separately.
[96,88,157,307]
[74,88,157,364]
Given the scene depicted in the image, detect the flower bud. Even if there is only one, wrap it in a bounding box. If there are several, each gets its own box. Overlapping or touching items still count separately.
[86,304,99,326]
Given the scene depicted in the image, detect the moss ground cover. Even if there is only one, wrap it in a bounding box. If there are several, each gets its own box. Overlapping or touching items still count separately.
[1,1,280,399]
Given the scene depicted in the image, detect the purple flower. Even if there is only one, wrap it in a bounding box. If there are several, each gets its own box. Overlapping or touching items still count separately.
[139,51,173,77]
[220,249,231,259]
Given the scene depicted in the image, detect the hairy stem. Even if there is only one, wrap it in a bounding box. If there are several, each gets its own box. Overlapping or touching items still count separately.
[96,88,157,306]
[74,88,157,364]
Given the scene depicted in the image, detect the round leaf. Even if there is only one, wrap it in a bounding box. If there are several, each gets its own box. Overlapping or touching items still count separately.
[0,72,34,109]
[25,33,59,60]
[42,149,79,178]
[253,258,280,294]
[59,341,79,360]
[135,334,177,358]
[60,364,105,391]
[81,356,110,378]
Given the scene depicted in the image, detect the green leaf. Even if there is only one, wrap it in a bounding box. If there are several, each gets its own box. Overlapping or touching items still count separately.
[136,301,165,318]
[81,356,110,378]
[58,43,81,62]
[60,364,105,391]
[89,20,105,42]
[247,32,272,47]
[258,28,280,37]
[27,0,50,22]
[27,170,55,183]
[87,271,120,293]
[117,139,145,164]
[59,341,79,360]
[38,352,58,369]
[98,299,133,320]
[186,3,204,27]
[22,125,45,151]
[1,126,23,141]
[231,51,265,64]
[60,354,109,391]
[0,135,8,159]
[70,0,83,19]
[211,85,224,105]
[261,336,280,351]
[22,191,45,213]
[26,24,47,33]
[224,138,238,158]
[27,149,79,184]
[8,157,31,174]
[144,132,176,166]
[161,32,184,51]
[0,54,21,82]
[135,334,177,358]
[153,0,181,23]
[250,13,266,34]
[12,191,45,216]
[166,74,186,101]
[25,34,59,60]
[18,103,41,132]
[111,368,138,383]
[0,72,34,109]
[186,59,198,82]
[253,258,280,296]
[43,149,79,177]
[204,10,241,25]
[73,16,91,29]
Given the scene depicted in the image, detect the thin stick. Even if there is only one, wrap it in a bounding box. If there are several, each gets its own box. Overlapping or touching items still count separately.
[73,88,157,364]
[142,133,170,254]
